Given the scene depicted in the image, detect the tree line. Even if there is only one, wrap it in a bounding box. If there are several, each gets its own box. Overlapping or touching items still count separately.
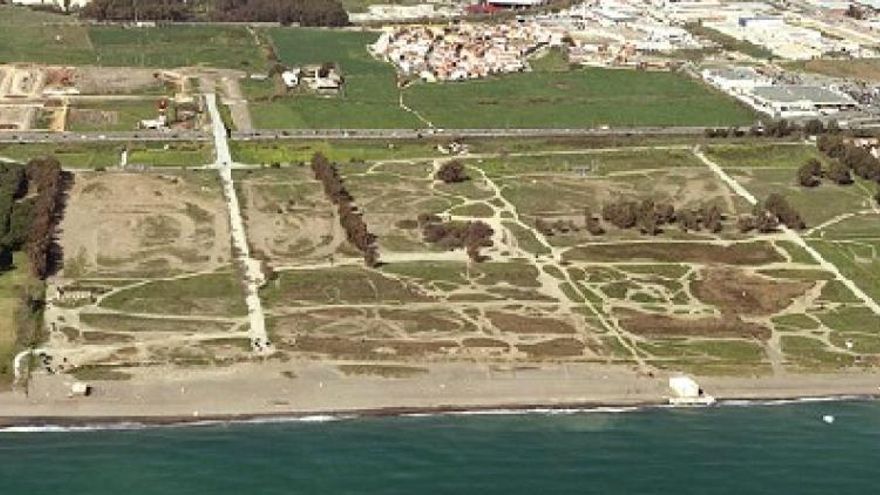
[0,157,65,279]
[532,195,805,238]
[417,213,494,262]
[534,199,724,238]
[807,136,880,202]
[310,153,379,267]
[705,118,838,140]
[80,0,349,26]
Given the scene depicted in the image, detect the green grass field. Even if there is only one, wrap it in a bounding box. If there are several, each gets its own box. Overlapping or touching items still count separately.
[0,142,122,168]
[67,100,161,132]
[89,26,262,69]
[0,8,262,69]
[404,67,755,128]
[0,141,211,169]
[250,28,754,129]
[0,253,33,383]
[128,142,214,167]
[0,6,95,65]
[247,28,419,129]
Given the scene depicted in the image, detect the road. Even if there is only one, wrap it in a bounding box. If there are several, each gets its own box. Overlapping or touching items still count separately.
[0,126,720,144]
[205,93,273,354]
[694,146,880,316]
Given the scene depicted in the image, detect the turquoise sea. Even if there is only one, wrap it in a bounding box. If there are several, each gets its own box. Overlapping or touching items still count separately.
[1,400,878,494]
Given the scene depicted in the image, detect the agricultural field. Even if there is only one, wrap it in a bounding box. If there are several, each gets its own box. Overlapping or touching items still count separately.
[784,58,880,82]
[246,28,419,129]
[247,28,754,129]
[0,141,212,169]
[89,26,263,70]
[403,66,756,129]
[0,7,262,69]
[0,6,95,65]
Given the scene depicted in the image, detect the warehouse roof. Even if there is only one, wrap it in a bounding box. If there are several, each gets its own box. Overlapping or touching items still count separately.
[751,85,855,104]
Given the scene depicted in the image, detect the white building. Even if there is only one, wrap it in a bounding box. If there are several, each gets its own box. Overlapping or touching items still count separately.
[281,69,301,89]
[702,67,772,94]
[749,86,858,118]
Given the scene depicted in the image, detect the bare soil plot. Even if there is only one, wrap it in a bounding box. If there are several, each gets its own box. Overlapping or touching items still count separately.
[58,172,231,278]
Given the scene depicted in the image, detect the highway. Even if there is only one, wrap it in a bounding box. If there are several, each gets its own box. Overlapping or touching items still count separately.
[0,126,717,144]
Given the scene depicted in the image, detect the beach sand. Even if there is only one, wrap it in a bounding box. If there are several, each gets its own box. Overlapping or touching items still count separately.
[1,361,879,426]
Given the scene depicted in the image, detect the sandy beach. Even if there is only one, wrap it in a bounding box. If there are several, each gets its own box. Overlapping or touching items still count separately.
[1,361,878,426]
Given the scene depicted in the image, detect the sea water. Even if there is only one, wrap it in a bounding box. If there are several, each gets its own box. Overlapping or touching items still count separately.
[1,400,878,494]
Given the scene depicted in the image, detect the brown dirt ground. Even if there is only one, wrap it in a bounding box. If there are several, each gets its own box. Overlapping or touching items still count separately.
[73,67,165,94]
[516,338,586,358]
[691,268,813,315]
[239,173,344,266]
[617,310,771,340]
[486,311,577,335]
[58,172,231,277]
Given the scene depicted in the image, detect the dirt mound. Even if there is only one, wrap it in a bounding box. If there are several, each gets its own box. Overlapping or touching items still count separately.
[564,241,783,265]
[691,268,812,315]
[618,310,770,340]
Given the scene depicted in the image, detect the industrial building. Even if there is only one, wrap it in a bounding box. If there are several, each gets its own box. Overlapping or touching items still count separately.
[749,86,858,118]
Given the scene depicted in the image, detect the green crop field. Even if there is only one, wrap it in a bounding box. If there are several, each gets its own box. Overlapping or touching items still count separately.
[0,142,122,169]
[250,28,755,129]
[89,26,262,69]
[0,7,95,65]
[248,28,419,129]
[404,67,756,128]
[0,7,262,69]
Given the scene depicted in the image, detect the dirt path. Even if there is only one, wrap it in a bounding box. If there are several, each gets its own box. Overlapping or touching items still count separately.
[206,93,272,354]
[694,145,880,316]
[399,91,433,129]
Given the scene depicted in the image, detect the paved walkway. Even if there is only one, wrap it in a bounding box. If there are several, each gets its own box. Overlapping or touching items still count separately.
[205,93,273,354]
[694,146,880,316]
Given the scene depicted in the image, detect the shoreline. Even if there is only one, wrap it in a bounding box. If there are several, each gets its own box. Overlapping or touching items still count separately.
[1,393,877,430]
[2,360,880,429]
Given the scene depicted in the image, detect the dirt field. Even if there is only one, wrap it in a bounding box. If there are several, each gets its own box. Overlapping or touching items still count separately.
[59,171,231,278]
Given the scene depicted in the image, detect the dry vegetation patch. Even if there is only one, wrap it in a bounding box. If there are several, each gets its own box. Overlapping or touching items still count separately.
[618,310,771,340]
[564,242,783,265]
[59,172,229,277]
[487,311,576,335]
[691,268,813,315]
[337,364,428,378]
[516,338,586,358]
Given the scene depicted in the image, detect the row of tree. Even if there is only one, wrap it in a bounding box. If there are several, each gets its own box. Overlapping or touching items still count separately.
[310,153,379,267]
[533,200,726,238]
[0,158,65,279]
[80,0,349,26]
[796,158,854,187]
[705,119,839,140]
[816,135,880,182]
[737,193,805,233]
[417,213,493,262]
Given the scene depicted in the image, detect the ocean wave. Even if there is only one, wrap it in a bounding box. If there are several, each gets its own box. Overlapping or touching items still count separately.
[2,396,876,433]
[718,395,875,408]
